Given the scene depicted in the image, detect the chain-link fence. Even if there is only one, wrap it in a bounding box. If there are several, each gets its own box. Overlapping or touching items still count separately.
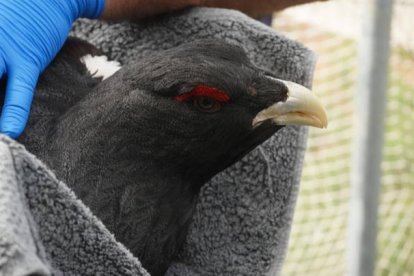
[272,1,414,275]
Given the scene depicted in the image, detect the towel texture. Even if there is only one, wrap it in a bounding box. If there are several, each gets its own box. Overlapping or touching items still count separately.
[0,7,315,276]
[0,136,149,276]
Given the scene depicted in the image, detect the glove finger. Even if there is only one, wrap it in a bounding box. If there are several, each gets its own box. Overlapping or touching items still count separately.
[0,58,4,78]
[0,67,38,138]
[0,58,5,96]
[0,58,5,87]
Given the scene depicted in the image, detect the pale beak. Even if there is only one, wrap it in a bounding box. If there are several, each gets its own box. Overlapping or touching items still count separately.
[252,79,328,128]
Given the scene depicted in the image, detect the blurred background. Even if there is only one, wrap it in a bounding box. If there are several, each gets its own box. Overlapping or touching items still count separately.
[268,0,414,275]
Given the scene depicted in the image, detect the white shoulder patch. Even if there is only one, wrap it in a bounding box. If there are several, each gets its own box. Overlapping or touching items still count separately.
[80,54,122,80]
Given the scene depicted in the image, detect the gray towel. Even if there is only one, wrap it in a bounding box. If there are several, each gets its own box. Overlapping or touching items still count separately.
[0,7,314,276]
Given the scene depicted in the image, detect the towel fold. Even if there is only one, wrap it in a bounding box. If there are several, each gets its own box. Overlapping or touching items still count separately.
[0,7,315,276]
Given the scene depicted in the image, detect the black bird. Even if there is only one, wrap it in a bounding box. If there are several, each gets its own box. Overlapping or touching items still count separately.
[3,38,327,275]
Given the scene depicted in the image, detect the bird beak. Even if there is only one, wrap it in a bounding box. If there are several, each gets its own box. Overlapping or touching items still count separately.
[252,80,328,128]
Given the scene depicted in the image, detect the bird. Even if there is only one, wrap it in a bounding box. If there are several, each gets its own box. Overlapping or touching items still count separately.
[1,38,327,275]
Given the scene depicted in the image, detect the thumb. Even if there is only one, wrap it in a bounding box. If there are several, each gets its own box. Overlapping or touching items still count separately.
[0,66,39,139]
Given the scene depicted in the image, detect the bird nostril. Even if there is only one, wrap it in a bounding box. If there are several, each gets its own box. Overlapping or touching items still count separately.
[247,86,257,96]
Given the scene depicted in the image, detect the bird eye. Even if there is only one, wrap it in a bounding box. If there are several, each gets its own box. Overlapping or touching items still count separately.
[193,96,222,113]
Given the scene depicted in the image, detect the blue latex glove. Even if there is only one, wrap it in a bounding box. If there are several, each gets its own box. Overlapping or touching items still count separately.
[0,0,105,138]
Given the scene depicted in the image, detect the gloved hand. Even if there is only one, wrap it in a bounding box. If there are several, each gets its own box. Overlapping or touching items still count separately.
[0,0,105,138]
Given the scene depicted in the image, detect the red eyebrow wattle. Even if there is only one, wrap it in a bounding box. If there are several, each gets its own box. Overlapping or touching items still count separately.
[175,85,230,103]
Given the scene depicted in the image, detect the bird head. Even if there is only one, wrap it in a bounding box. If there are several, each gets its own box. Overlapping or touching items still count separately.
[49,39,327,190]
[74,39,327,186]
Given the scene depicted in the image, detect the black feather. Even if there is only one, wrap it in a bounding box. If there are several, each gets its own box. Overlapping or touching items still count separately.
[8,38,289,276]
